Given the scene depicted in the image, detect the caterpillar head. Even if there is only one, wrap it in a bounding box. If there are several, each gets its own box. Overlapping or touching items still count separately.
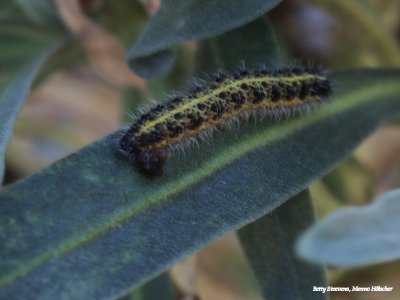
[119,135,168,176]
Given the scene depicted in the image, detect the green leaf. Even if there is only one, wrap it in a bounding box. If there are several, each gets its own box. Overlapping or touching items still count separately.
[0,20,63,88]
[14,0,61,26]
[239,190,327,300]
[121,273,175,300]
[195,17,280,74]
[1,69,400,299]
[297,188,400,267]
[126,0,282,78]
[0,19,64,183]
[0,2,26,20]
[0,46,57,183]
[0,21,61,43]
[0,24,61,77]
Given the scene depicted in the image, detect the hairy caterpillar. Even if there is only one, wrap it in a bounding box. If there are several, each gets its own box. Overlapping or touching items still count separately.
[119,67,332,176]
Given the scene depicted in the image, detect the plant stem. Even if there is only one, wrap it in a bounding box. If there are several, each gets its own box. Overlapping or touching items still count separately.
[320,0,400,66]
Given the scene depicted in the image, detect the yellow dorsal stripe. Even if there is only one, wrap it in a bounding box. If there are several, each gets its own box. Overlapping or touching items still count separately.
[138,74,325,134]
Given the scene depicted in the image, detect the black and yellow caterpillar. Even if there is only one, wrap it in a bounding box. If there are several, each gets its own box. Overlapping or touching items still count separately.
[119,67,331,175]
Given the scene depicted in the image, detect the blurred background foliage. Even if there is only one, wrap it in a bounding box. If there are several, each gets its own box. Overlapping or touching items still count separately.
[1,0,399,299]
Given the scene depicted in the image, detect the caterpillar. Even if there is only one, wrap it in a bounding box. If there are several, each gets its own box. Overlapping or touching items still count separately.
[119,67,332,176]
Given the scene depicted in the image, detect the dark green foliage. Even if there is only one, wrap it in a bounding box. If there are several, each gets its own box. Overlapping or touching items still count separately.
[1,1,400,299]
[126,0,282,78]
[239,190,327,300]
[0,47,57,183]
[125,273,175,300]
[196,17,280,73]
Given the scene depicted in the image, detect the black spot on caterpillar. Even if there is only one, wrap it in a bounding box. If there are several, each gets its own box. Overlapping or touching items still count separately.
[119,67,332,176]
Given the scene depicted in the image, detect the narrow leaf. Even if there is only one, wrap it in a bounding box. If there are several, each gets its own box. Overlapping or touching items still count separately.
[0,70,399,299]
[0,21,60,78]
[122,273,175,300]
[195,17,280,74]
[0,46,57,183]
[126,0,282,78]
[239,190,327,300]
[297,188,400,267]
[15,0,61,26]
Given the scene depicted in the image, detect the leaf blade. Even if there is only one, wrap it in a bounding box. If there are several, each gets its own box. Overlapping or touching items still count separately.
[0,70,400,299]
[0,46,57,183]
[297,188,400,267]
[238,190,327,300]
[14,0,61,26]
[126,0,282,78]
[123,273,175,300]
